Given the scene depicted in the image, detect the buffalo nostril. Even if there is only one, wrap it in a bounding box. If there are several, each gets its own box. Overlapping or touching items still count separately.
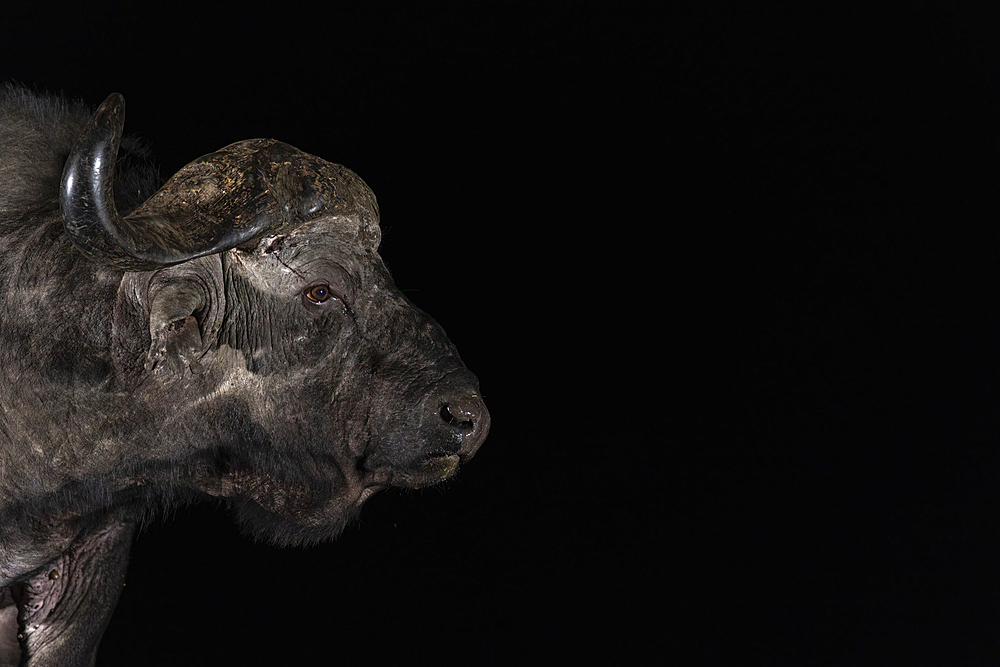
[440,393,486,431]
[440,402,476,431]
[434,391,489,462]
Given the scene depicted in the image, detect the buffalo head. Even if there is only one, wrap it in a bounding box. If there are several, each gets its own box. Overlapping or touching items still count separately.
[58,94,490,546]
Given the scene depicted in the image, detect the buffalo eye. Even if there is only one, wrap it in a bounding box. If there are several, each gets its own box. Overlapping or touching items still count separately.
[305,284,334,304]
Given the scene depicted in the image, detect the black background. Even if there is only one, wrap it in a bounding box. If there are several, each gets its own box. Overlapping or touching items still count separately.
[4,1,1000,664]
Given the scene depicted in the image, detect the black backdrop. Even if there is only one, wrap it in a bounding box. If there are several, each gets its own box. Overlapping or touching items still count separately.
[3,2,1000,664]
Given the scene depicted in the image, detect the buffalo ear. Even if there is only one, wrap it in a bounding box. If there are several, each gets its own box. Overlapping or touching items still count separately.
[145,280,209,376]
[147,315,204,376]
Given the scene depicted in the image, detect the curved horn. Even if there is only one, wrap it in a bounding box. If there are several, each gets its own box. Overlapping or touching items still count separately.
[61,93,380,271]
[60,93,147,269]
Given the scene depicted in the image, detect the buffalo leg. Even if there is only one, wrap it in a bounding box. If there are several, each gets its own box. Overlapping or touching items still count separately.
[14,517,134,667]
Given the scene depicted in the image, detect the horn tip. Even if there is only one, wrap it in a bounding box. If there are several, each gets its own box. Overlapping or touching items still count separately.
[97,92,125,118]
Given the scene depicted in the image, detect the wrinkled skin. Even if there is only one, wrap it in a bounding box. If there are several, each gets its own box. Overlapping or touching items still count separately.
[0,87,488,665]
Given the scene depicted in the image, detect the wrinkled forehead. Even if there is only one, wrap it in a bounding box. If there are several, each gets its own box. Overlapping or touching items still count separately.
[245,215,381,261]
[261,214,381,253]
[233,218,388,300]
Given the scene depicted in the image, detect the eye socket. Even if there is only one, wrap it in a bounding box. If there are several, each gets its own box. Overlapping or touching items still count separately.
[304,284,334,304]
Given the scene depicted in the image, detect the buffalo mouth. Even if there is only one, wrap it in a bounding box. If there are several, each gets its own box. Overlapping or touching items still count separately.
[409,453,461,487]
[196,446,460,507]
[359,450,465,490]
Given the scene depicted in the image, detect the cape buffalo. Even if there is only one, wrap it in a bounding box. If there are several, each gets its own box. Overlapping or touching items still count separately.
[0,86,489,666]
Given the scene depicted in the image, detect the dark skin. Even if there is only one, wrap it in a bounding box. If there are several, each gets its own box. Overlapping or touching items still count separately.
[0,216,487,666]
[0,89,487,664]
[6,515,133,667]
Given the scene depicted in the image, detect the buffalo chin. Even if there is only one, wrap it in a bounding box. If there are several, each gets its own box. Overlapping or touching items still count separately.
[228,494,365,548]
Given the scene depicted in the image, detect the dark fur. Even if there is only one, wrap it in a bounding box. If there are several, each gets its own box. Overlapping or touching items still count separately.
[0,84,159,216]
[0,87,487,665]
[0,86,167,541]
